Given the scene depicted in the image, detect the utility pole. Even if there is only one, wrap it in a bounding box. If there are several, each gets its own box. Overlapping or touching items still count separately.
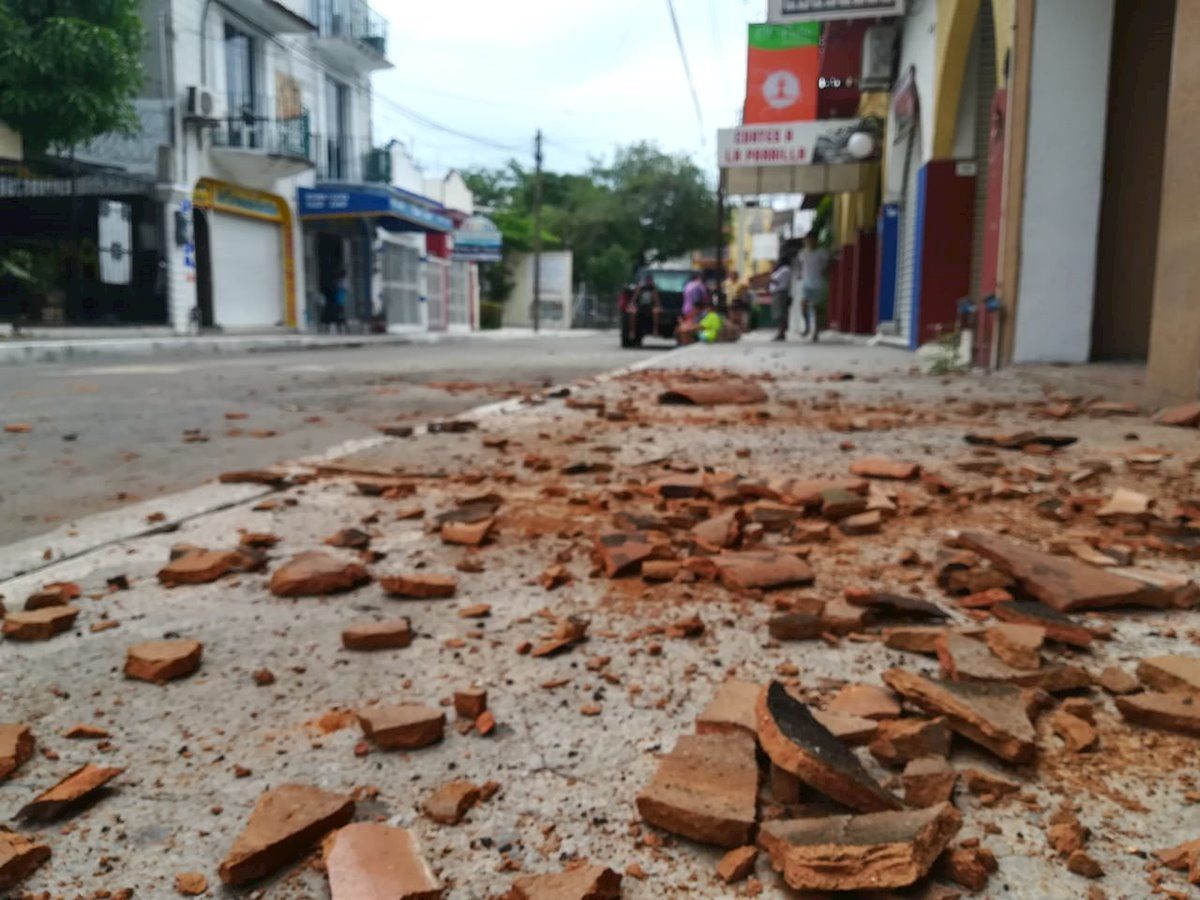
[532,129,543,334]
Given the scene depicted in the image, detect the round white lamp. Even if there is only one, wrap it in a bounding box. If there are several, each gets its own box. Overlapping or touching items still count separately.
[847,131,876,160]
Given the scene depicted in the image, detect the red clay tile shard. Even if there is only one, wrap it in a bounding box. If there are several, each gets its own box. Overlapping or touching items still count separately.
[636,731,759,847]
[768,612,824,641]
[594,531,657,577]
[1116,691,1200,736]
[936,632,1089,693]
[883,626,952,655]
[965,431,1077,450]
[2,605,79,641]
[157,549,239,586]
[869,717,952,767]
[1137,656,1200,695]
[902,756,958,807]
[838,510,883,535]
[219,783,354,885]
[64,723,109,740]
[691,509,743,550]
[845,589,948,621]
[24,581,80,610]
[454,688,488,719]
[269,552,370,597]
[826,684,901,721]
[424,779,481,824]
[985,623,1044,670]
[756,682,902,813]
[440,517,495,546]
[357,705,445,750]
[883,669,1036,763]
[342,618,413,651]
[716,845,758,883]
[0,831,51,893]
[18,763,123,820]
[711,551,814,591]
[324,823,443,900]
[531,616,589,657]
[540,564,572,590]
[219,469,290,488]
[956,531,1169,612]
[511,863,622,899]
[325,528,372,549]
[124,639,202,684]
[813,709,879,745]
[991,599,1093,647]
[757,802,962,893]
[820,488,868,520]
[1098,666,1139,695]
[946,845,998,891]
[1049,710,1098,752]
[648,473,710,500]
[380,573,458,599]
[850,457,921,480]
[696,679,760,738]
[658,382,767,405]
[1157,401,1200,428]
[0,723,34,781]
[1153,837,1200,884]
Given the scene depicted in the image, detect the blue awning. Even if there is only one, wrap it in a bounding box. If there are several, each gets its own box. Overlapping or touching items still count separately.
[299,184,454,233]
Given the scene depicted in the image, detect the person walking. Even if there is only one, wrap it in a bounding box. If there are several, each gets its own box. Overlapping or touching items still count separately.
[769,256,793,342]
[797,233,831,340]
[680,271,708,327]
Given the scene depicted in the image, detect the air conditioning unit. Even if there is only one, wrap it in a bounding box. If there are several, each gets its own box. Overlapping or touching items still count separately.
[185,86,221,121]
[861,25,898,92]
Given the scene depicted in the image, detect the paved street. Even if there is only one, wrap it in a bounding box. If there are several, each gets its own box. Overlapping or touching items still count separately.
[0,333,657,546]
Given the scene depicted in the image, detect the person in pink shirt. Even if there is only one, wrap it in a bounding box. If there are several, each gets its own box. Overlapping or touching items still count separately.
[681,272,708,324]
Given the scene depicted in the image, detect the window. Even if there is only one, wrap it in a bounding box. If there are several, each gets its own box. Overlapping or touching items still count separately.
[324,77,348,178]
[224,24,257,148]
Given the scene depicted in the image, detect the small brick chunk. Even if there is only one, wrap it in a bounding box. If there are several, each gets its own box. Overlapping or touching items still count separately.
[124,640,202,684]
[0,723,35,781]
[902,756,958,807]
[379,573,458,599]
[357,705,445,750]
[869,717,951,768]
[158,549,239,586]
[268,552,370,597]
[511,863,622,899]
[174,872,208,896]
[342,618,412,651]
[323,823,442,899]
[0,831,51,893]
[716,845,758,884]
[454,688,488,720]
[424,779,480,824]
[3,605,80,641]
[985,623,1044,670]
[18,763,124,820]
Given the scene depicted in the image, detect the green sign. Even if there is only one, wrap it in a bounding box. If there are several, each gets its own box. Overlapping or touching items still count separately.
[748,22,822,51]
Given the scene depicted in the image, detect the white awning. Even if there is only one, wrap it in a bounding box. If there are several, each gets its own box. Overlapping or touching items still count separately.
[720,162,878,197]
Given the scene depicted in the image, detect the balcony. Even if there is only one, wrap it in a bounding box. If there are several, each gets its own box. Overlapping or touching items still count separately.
[211,102,316,182]
[311,0,392,72]
[220,0,318,34]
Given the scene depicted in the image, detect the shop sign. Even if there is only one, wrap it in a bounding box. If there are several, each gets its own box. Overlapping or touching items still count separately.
[718,118,860,168]
[767,0,905,23]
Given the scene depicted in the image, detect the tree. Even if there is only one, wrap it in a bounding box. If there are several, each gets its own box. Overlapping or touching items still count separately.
[0,0,145,155]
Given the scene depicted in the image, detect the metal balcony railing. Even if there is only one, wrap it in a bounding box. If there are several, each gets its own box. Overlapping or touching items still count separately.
[312,0,388,57]
[211,99,314,162]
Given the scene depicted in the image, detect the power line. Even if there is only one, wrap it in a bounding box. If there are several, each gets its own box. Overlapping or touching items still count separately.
[664,0,706,148]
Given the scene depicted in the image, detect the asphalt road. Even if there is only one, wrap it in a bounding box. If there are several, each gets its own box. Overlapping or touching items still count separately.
[0,333,661,546]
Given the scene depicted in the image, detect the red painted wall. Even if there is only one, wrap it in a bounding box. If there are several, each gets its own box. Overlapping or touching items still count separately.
[916,160,976,345]
[849,230,877,335]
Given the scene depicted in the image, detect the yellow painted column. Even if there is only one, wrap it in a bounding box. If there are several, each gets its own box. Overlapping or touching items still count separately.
[932,0,982,158]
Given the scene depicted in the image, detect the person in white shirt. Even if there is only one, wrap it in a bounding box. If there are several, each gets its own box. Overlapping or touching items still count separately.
[796,233,831,340]
[768,257,793,342]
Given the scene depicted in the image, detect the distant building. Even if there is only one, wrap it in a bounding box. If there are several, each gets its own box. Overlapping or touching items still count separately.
[0,121,21,162]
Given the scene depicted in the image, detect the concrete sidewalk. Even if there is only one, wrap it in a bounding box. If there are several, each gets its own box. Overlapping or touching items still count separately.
[2,339,1198,897]
[0,326,609,365]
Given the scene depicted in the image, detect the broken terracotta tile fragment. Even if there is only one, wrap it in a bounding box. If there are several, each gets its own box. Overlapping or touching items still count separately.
[902,756,958,807]
[883,669,1036,763]
[991,599,1093,647]
[0,831,51,893]
[820,488,868,521]
[658,382,767,405]
[269,552,370,597]
[511,863,622,899]
[1049,709,1098,752]
[839,510,883,535]
[957,531,1169,611]
[963,768,1021,799]
[636,731,759,847]
[157,549,239,586]
[883,626,951,655]
[64,723,109,740]
[342,618,413,651]
[219,783,354,885]
[812,709,879,745]
[24,581,80,610]
[1097,666,1139,695]
[716,845,758,884]
[1115,691,1200,736]
[124,639,203,684]
[869,717,951,767]
[594,531,657,577]
[325,527,372,549]
[18,763,123,820]
[849,456,921,480]
[441,517,495,546]
[936,632,1088,693]
[1137,656,1200,695]
[844,589,947,620]
[695,680,759,738]
[324,823,443,899]
[641,560,680,582]
[531,616,589,657]
[946,845,998,891]
[691,508,744,550]
[985,623,1044,670]
[1067,849,1103,878]
[826,684,901,720]
[757,802,962,892]
[711,551,814,591]
[0,723,34,781]
[2,605,79,641]
[380,573,458,599]
[1157,401,1200,428]
[174,871,208,896]
[219,469,289,488]
[424,780,480,825]
[539,564,572,590]
[357,705,446,750]
[756,682,902,813]
[768,612,824,641]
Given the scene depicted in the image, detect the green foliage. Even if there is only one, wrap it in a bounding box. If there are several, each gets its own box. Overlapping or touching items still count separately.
[462,142,716,304]
[0,0,145,154]
[479,301,503,330]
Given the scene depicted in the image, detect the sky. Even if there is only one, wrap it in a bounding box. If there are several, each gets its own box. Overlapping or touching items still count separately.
[370,0,767,178]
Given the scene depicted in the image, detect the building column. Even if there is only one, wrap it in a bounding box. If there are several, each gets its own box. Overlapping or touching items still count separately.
[159,185,197,334]
[1146,1,1200,402]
